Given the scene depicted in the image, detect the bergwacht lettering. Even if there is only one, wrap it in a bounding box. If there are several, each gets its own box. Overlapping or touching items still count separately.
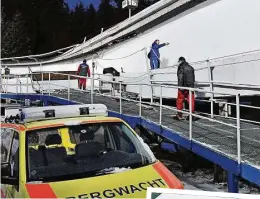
[65,178,166,199]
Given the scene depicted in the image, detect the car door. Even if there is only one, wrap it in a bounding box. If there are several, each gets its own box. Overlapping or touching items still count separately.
[1,128,20,198]
[1,127,13,198]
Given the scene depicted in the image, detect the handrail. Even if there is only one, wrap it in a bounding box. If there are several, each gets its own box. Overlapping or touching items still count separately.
[5,78,259,113]
[5,71,260,165]
[150,80,260,90]
[3,71,260,105]
[0,72,242,96]
[2,72,235,96]
[2,71,260,118]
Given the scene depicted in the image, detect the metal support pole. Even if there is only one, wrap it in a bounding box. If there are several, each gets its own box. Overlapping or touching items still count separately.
[40,62,42,72]
[207,60,214,118]
[236,94,241,164]
[6,75,9,93]
[227,172,238,193]
[139,84,142,117]
[5,75,9,93]
[4,75,7,93]
[0,75,3,93]
[41,72,44,95]
[48,73,51,96]
[91,77,94,104]
[68,75,70,101]
[119,82,122,114]
[26,74,29,95]
[18,75,21,94]
[189,90,193,141]
[91,62,95,104]
[159,86,162,125]
[150,84,153,104]
[225,102,228,118]
[129,9,131,18]
[144,47,153,104]
[16,76,18,94]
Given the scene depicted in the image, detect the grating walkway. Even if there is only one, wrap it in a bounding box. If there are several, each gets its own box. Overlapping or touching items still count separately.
[52,89,260,168]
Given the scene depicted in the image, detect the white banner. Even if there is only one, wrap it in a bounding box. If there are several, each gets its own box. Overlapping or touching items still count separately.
[146,188,259,199]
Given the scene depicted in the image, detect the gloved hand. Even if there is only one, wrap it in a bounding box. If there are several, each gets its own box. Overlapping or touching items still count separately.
[165,42,170,45]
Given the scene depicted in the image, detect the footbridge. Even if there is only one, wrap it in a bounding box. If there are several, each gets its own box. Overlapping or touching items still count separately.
[1,72,260,193]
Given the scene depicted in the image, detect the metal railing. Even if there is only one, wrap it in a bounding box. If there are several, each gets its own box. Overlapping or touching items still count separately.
[1,72,260,165]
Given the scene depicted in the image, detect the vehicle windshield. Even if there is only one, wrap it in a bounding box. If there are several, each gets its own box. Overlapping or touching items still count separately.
[26,122,156,182]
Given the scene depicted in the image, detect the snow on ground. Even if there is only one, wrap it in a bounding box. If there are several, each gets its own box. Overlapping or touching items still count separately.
[160,159,260,194]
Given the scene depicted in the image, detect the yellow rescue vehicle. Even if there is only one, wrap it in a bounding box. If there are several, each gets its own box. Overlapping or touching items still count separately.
[1,104,183,198]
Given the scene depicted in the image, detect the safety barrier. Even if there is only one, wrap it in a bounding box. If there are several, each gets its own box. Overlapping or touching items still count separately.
[2,72,260,167]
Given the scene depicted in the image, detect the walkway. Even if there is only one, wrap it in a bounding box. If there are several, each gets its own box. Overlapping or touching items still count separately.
[1,88,260,189]
[51,89,260,186]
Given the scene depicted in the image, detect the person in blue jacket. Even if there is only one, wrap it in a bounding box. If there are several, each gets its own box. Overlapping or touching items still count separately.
[148,39,169,70]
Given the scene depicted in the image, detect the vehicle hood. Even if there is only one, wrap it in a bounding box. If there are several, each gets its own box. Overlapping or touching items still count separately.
[25,162,183,198]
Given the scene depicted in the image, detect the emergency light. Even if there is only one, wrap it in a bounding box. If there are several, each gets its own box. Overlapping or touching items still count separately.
[2,108,21,123]
[4,104,108,123]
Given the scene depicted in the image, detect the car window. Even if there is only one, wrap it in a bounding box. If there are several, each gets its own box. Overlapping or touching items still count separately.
[1,128,14,163]
[26,122,156,182]
[10,132,19,178]
[106,123,137,153]
[35,128,60,145]
[69,124,105,147]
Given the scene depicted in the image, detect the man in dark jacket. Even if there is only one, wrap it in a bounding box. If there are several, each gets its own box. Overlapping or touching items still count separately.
[77,59,91,90]
[175,57,195,120]
[149,39,169,70]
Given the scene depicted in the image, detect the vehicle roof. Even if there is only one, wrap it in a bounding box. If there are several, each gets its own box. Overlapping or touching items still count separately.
[1,116,123,131]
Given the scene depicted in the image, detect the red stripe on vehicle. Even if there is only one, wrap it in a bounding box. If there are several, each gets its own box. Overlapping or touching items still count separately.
[153,161,184,189]
[26,184,57,198]
[1,189,6,198]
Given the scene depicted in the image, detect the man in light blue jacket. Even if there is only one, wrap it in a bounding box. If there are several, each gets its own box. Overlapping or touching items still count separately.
[148,39,169,70]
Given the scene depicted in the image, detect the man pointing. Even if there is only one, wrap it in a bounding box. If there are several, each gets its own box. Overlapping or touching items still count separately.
[149,39,169,70]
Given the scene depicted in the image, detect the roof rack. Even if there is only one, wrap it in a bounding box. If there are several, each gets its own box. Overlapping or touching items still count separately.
[3,104,108,123]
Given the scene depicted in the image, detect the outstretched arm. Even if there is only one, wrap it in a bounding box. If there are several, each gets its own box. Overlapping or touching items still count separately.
[158,43,166,48]
[154,43,168,49]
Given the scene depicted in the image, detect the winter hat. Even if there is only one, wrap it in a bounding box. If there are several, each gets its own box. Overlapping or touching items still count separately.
[178,57,186,62]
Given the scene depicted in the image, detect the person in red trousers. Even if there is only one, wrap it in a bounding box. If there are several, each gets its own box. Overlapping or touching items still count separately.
[174,57,195,120]
[77,59,91,90]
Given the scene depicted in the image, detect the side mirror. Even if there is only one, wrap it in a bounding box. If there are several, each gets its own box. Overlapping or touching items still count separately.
[1,163,19,186]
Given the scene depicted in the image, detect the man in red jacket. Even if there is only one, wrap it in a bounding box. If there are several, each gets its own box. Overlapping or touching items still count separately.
[77,59,91,90]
